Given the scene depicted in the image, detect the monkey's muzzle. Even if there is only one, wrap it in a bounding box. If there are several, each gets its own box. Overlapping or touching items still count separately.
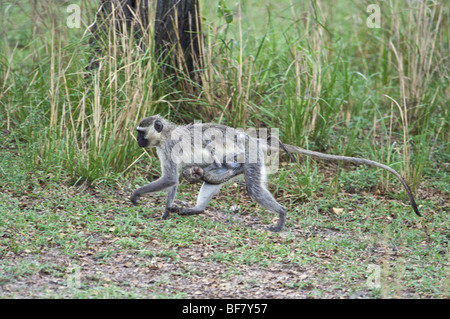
[136,132,149,148]
[182,166,204,184]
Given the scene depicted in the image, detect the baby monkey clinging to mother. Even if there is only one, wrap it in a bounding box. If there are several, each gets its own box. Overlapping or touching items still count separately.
[131,115,420,232]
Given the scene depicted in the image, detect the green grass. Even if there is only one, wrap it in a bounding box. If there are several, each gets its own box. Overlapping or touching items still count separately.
[1,176,448,298]
[1,145,448,298]
[0,0,449,298]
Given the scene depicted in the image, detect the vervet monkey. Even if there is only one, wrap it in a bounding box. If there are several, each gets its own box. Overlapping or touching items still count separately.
[132,115,420,232]
[182,136,294,185]
[182,161,244,185]
[182,137,288,185]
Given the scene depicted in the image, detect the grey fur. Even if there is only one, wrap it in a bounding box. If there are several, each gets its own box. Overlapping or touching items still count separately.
[131,115,287,231]
[131,115,420,233]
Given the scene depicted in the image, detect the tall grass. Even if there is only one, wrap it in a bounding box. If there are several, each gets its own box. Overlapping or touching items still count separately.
[1,0,448,189]
[2,0,160,182]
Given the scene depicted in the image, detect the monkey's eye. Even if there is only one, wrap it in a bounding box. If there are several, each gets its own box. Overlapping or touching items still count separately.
[154,120,163,133]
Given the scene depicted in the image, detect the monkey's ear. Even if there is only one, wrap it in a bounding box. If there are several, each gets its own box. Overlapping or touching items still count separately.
[154,120,163,133]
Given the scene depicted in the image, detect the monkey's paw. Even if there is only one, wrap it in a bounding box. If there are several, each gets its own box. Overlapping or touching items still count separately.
[162,211,170,220]
[166,206,181,213]
[162,206,181,220]
[178,208,204,216]
[130,193,140,206]
[268,225,283,232]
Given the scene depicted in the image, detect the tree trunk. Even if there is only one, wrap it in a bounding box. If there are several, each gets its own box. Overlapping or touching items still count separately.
[87,0,150,70]
[98,0,149,34]
[154,0,203,85]
[87,0,204,86]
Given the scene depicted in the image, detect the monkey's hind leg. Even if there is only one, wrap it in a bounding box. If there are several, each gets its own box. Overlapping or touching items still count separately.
[245,165,287,232]
[178,182,222,216]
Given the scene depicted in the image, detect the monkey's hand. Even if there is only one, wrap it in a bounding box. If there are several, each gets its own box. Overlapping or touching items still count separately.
[162,206,181,220]
[178,208,204,215]
[130,193,140,206]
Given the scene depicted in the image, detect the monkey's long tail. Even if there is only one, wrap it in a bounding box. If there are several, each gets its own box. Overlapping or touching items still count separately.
[284,144,421,217]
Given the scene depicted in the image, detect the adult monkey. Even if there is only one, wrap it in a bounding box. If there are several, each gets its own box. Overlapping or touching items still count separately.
[131,115,420,232]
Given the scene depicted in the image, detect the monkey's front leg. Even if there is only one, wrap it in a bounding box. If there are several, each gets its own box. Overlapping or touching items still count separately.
[178,182,222,216]
[162,184,179,219]
[130,176,178,206]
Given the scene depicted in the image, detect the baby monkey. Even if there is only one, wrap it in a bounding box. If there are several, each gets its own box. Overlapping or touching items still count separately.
[183,136,293,185]
[182,160,244,185]
[182,137,290,184]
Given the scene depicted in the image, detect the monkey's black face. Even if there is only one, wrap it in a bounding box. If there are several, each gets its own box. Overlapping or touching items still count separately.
[136,129,149,148]
[135,116,165,148]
